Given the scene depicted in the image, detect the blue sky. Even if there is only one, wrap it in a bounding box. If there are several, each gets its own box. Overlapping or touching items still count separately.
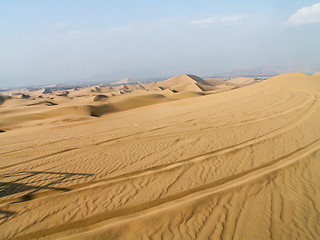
[0,0,320,87]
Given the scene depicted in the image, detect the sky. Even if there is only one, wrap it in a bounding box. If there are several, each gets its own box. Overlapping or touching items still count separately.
[0,0,320,88]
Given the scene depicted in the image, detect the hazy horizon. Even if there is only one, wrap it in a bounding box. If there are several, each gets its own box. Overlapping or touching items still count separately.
[1,0,320,88]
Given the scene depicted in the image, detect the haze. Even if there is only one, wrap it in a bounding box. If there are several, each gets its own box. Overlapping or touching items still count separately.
[0,0,320,87]
[1,1,320,239]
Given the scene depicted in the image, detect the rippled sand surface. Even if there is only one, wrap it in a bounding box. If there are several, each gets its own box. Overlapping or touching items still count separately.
[1,72,320,239]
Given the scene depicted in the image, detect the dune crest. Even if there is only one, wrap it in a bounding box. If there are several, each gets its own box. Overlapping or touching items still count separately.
[156,74,212,92]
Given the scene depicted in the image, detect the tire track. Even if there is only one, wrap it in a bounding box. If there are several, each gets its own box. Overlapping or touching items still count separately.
[0,89,282,153]
[1,89,318,204]
[0,90,313,172]
[10,138,320,240]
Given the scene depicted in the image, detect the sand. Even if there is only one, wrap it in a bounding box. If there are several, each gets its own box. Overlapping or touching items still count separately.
[227,77,256,85]
[0,72,320,239]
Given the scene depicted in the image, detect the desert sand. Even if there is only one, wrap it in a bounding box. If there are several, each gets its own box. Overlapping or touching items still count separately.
[0,72,320,239]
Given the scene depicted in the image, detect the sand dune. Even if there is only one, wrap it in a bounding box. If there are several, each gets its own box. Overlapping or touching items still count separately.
[227,77,256,85]
[203,78,228,86]
[157,74,213,92]
[0,72,320,239]
[313,71,320,76]
[1,74,236,130]
[0,95,11,105]
[0,92,173,130]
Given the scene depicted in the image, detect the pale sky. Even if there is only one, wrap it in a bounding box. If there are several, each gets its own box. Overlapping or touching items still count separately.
[0,0,320,87]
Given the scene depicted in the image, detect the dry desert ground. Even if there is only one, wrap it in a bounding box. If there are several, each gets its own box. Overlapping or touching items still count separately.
[0,72,320,239]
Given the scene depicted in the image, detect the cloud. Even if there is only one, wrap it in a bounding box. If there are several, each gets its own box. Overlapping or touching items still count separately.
[50,22,69,29]
[286,3,320,26]
[190,15,245,25]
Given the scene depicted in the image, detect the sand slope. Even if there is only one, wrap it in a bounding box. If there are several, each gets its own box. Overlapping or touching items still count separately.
[0,74,244,131]
[227,76,256,85]
[0,72,320,239]
[157,74,214,92]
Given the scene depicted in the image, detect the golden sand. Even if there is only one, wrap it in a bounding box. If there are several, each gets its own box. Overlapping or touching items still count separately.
[0,72,319,239]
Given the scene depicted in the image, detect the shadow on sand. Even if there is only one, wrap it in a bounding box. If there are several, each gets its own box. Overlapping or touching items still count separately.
[0,171,93,202]
[0,210,16,220]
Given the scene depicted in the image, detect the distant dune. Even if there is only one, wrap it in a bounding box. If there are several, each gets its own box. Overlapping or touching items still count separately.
[0,73,245,130]
[227,76,256,85]
[156,74,213,92]
[313,71,320,76]
[93,94,108,101]
[1,72,319,239]
[0,95,11,105]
